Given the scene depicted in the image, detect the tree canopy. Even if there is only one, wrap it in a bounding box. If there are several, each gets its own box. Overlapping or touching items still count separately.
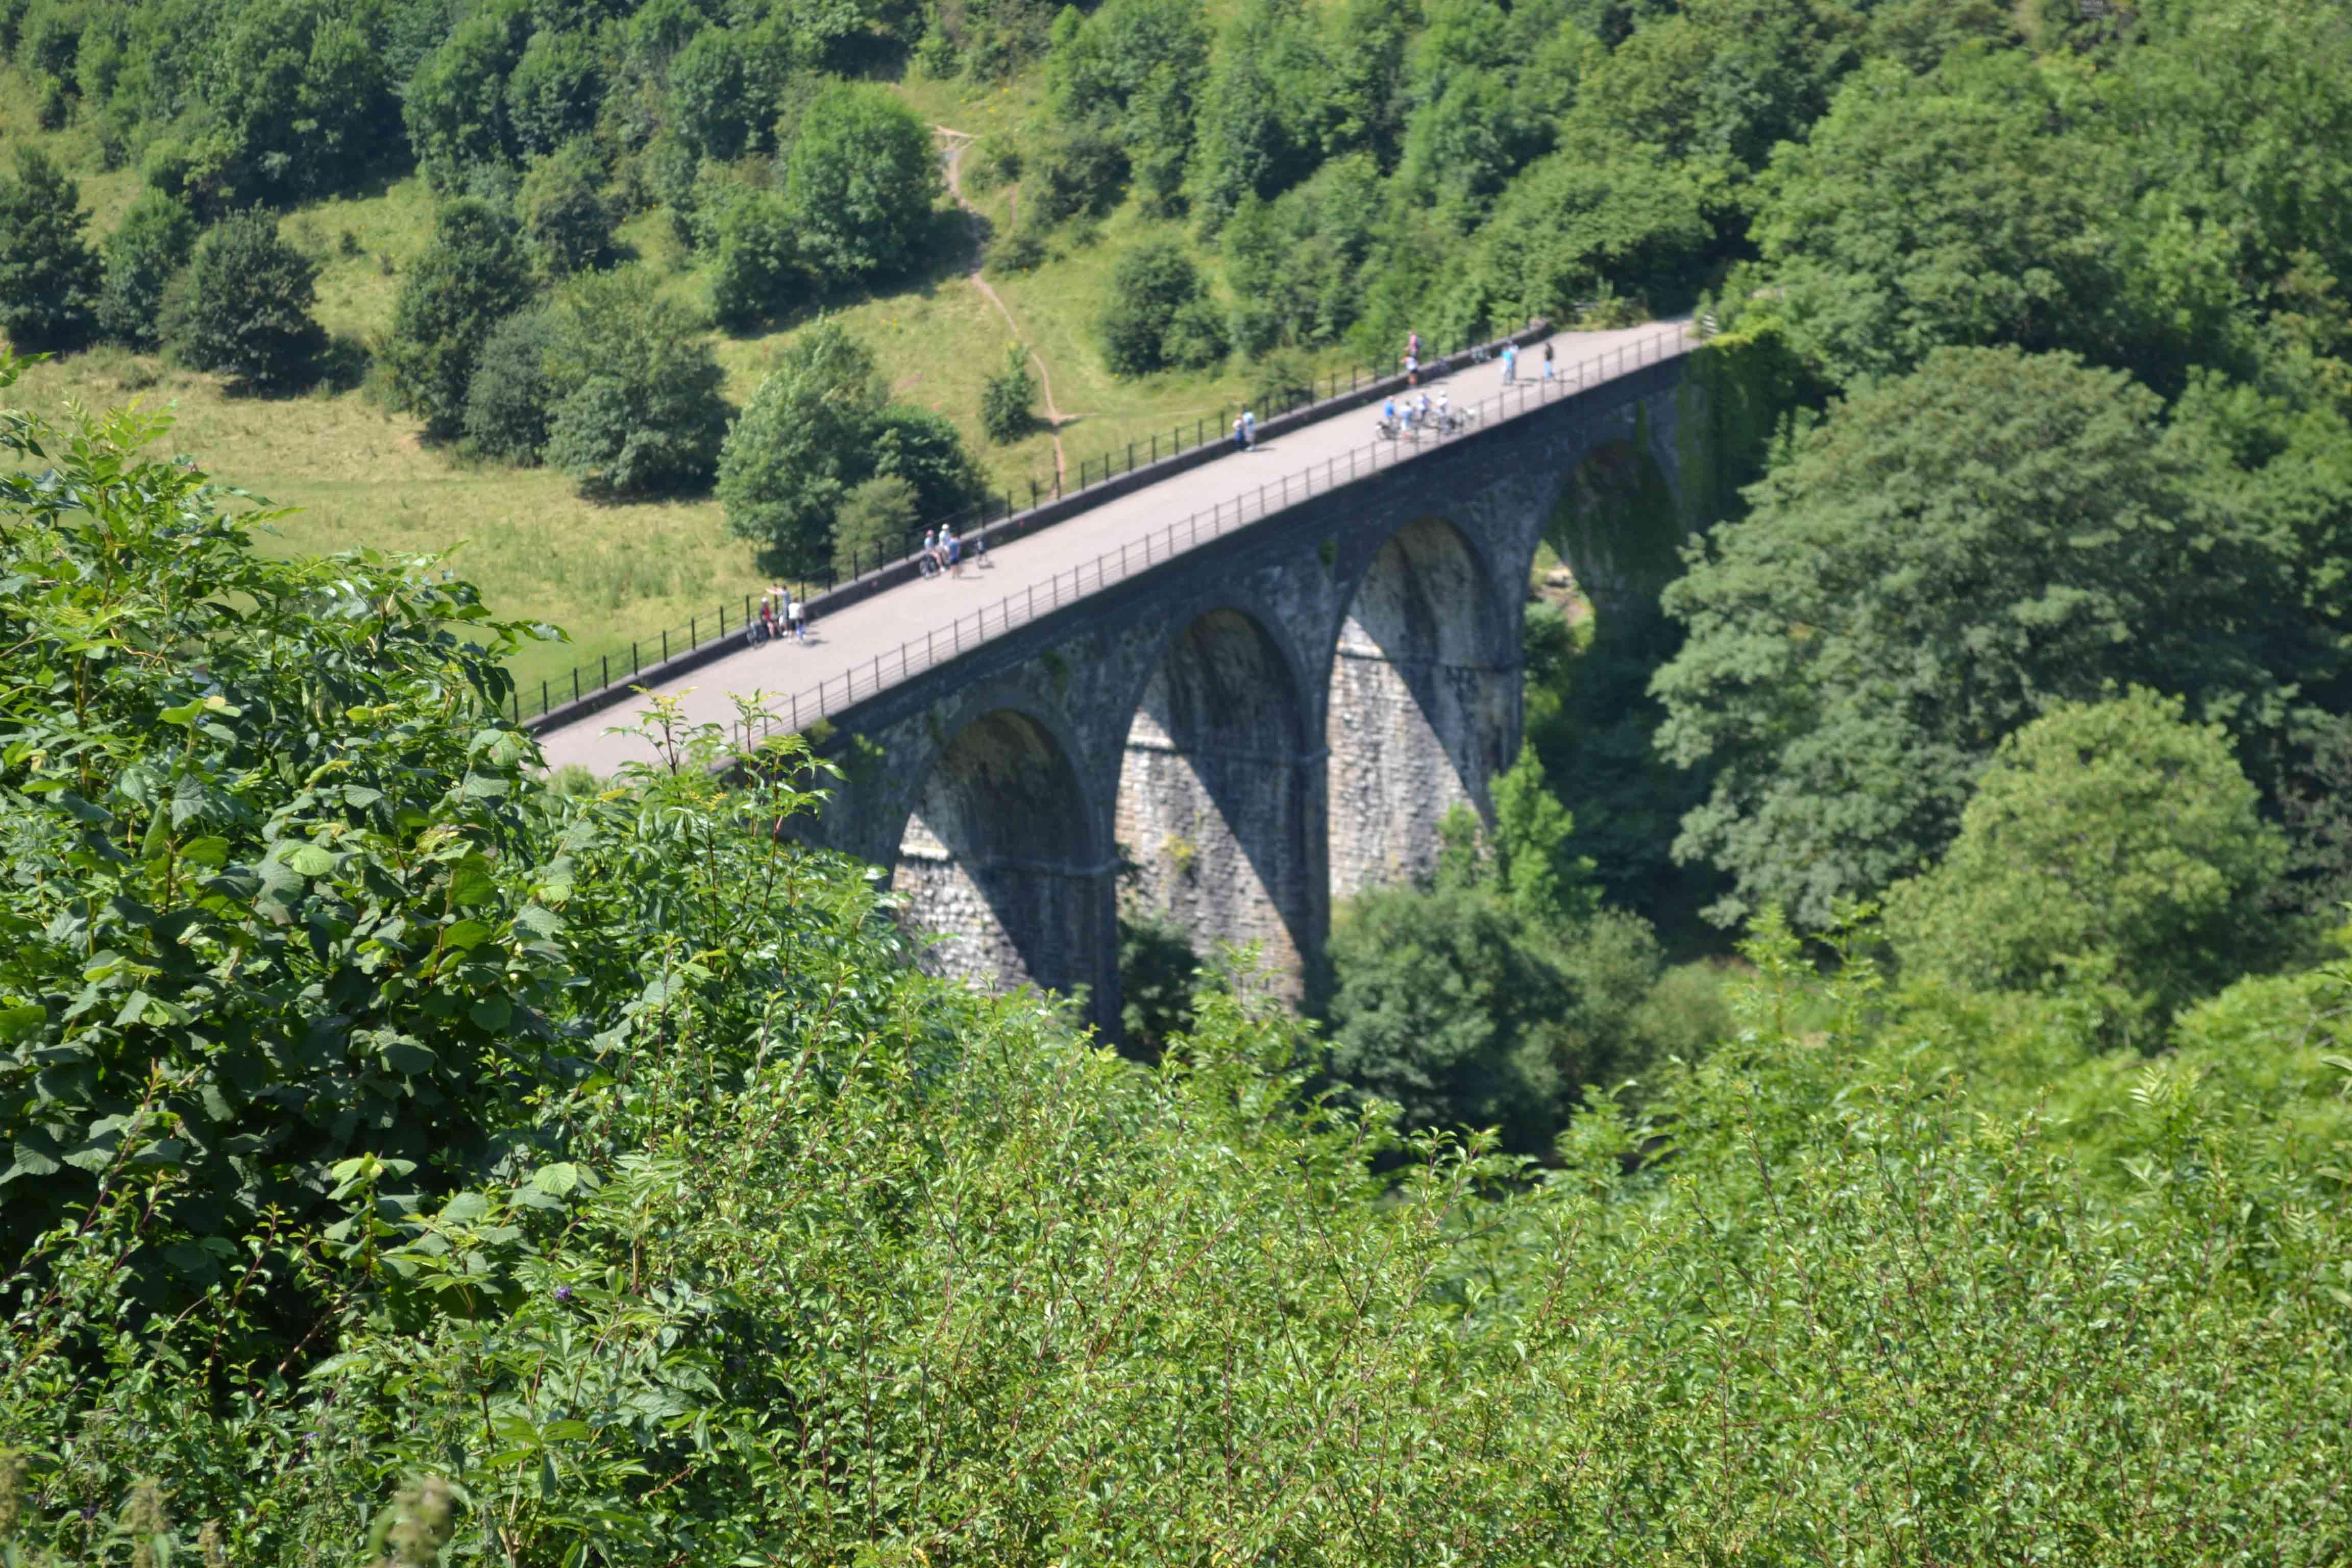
[1886,691,2288,1032]
[1654,346,2307,928]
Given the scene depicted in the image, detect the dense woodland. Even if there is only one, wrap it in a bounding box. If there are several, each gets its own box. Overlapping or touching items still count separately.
[4,0,2352,1557]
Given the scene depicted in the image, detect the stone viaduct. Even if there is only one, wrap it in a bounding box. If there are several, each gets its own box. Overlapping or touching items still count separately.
[794,350,1715,1036]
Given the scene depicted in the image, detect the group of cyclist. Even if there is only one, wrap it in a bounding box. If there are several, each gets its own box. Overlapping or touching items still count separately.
[1378,386,1469,441]
[1375,324,1553,440]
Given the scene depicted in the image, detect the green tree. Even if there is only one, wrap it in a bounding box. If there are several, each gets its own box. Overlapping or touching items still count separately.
[717,317,885,572]
[1886,691,2289,1030]
[542,266,730,494]
[707,186,801,328]
[519,139,617,276]
[668,25,754,160]
[95,188,196,350]
[980,345,1035,444]
[505,25,602,157]
[783,83,938,284]
[1489,744,1601,931]
[867,402,983,518]
[382,198,534,436]
[403,0,531,192]
[162,208,326,391]
[462,304,560,463]
[1752,54,2127,386]
[192,0,398,205]
[1324,872,1574,1152]
[831,472,919,578]
[1098,238,1213,376]
[1322,804,1662,1153]
[1654,347,2297,928]
[1451,149,1713,331]
[0,146,100,352]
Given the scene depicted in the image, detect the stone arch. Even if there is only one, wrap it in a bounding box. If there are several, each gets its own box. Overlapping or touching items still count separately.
[1541,431,1684,632]
[891,705,1115,1013]
[1114,606,1322,995]
[1325,515,1517,901]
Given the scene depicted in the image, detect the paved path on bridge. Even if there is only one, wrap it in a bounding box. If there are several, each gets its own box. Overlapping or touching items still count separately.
[541,318,1693,777]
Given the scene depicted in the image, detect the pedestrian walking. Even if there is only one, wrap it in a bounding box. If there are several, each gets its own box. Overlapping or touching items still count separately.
[757,594,776,644]
[1233,413,1247,452]
[1242,408,1257,449]
[1542,341,1555,381]
[790,590,806,642]
[1406,329,1421,362]
[1405,353,1419,388]
[778,588,796,645]
[947,526,962,576]
[1502,342,1517,385]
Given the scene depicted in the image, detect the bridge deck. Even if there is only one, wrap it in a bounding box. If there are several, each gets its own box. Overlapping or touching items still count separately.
[538,318,1693,776]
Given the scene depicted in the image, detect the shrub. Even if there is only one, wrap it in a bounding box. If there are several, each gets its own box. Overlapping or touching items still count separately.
[1024,125,1125,227]
[162,208,326,391]
[542,267,731,494]
[987,223,1048,275]
[707,186,802,328]
[1161,293,1231,370]
[0,146,101,352]
[1097,237,1209,377]
[831,472,919,577]
[979,345,1036,444]
[519,139,618,276]
[381,197,533,435]
[462,305,560,463]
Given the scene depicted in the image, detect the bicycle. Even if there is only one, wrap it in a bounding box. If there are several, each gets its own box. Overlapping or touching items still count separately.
[744,618,774,649]
[918,550,942,579]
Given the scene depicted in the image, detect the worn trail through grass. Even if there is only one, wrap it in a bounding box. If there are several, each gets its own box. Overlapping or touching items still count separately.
[936,127,1068,484]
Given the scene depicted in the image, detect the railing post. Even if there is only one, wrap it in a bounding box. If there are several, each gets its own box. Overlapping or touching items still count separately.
[631,642,639,675]
[661,629,668,663]
[601,654,608,690]
[542,679,549,716]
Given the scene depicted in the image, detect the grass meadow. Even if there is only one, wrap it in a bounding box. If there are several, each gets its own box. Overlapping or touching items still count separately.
[4,66,1385,698]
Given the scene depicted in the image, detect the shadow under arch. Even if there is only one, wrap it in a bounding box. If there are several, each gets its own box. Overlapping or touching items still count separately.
[1325,514,1517,902]
[1114,606,1322,996]
[1541,435,1685,632]
[891,706,1114,1014]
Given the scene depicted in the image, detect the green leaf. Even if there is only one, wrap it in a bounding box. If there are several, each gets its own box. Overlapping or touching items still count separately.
[180,836,231,868]
[530,1162,582,1196]
[286,844,337,877]
[440,919,493,950]
[469,994,512,1032]
[381,1039,437,1075]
